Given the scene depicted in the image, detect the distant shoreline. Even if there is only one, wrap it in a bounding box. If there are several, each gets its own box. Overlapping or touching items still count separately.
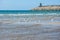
[32,5,60,10]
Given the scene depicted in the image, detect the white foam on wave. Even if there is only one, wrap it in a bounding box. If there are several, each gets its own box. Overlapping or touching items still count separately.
[0,13,60,16]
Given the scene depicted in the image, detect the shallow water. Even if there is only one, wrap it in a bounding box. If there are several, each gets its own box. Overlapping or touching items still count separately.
[0,14,60,40]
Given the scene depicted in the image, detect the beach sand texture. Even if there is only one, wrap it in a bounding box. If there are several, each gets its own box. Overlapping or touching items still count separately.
[0,14,60,40]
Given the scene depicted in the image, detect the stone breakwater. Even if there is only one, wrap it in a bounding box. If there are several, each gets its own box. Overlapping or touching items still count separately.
[0,14,60,40]
[32,6,60,10]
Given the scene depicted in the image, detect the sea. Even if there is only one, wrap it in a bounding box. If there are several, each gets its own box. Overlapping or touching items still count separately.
[0,10,60,40]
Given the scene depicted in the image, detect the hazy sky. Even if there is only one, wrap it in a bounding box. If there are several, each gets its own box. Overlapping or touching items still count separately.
[0,0,60,10]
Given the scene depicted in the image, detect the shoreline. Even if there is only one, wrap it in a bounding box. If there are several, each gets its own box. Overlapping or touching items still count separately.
[32,5,60,10]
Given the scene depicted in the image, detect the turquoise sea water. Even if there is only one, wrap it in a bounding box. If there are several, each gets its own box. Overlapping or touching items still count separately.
[0,10,60,40]
[0,10,60,14]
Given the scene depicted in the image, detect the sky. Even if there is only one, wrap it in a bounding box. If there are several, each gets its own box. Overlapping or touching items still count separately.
[0,0,60,10]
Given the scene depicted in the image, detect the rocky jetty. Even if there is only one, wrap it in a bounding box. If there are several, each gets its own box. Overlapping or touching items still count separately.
[32,5,60,10]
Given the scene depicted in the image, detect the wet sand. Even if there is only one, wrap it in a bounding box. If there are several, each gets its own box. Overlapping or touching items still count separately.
[0,14,60,40]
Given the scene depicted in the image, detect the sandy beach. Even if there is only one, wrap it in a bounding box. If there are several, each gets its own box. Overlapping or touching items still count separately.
[0,14,60,40]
